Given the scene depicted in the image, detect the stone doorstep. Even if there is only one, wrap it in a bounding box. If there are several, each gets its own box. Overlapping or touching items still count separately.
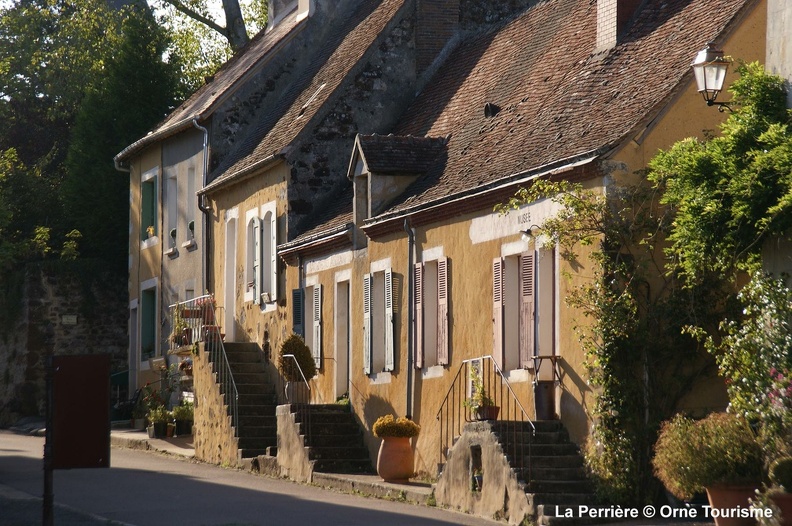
[110,429,195,458]
[311,472,434,506]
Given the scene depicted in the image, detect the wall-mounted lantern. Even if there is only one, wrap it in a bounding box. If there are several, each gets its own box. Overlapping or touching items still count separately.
[691,43,732,112]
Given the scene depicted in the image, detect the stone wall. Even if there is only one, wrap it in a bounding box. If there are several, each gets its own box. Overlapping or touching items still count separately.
[0,261,127,427]
[193,343,240,466]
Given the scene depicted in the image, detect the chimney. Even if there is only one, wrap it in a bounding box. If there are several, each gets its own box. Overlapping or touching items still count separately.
[416,0,459,75]
[267,0,314,29]
[596,0,642,51]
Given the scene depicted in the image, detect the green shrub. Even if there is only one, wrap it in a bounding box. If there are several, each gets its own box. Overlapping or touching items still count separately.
[770,457,792,491]
[147,406,171,424]
[653,413,762,500]
[171,402,193,421]
[279,334,317,382]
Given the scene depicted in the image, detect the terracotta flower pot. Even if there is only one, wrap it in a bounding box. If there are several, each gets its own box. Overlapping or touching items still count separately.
[705,485,758,526]
[475,406,500,421]
[376,436,414,483]
[771,492,792,526]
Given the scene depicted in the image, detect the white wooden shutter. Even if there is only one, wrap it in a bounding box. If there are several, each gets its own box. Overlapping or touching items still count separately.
[292,288,304,336]
[492,258,504,368]
[363,273,372,375]
[270,212,278,301]
[414,263,424,369]
[437,257,449,366]
[520,252,536,368]
[384,268,394,372]
[312,285,322,369]
[253,217,262,305]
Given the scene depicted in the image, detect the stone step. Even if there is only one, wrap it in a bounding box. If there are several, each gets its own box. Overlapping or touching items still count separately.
[232,372,271,384]
[223,342,262,353]
[499,430,571,445]
[301,421,361,436]
[308,433,364,448]
[294,411,356,424]
[236,382,274,395]
[490,420,565,434]
[238,436,277,450]
[237,425,277,438]
[225,350,264,364]
[528,479,592,494]
[521,455,584,469]
[237,393,278,406]
[528,492,593,507]
[308,446,370,461]
[237,413,277,427]
[228,362,268,374]
[239,448,269,459]
[313,458,374,474]
[528,466,587,481]
[517,443,580,457]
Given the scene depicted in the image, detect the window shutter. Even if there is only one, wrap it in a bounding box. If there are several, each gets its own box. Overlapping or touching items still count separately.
[363,273,372,375]
[270,213,278,301]
[492,258,504,368]
[312,284,322,369]
[384,268,394,372]
[437,257,449,366]
[520,252,536,368]
[292,288,305,337]
[414,263,424,369]
[253,218,262,304]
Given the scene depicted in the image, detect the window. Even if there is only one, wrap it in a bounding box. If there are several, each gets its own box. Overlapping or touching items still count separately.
[141,168,158,243]
[363,268,394,375]
[141,285,157,361]
[414,257,449,369]
[166,171,177,248]
[244,204,278,305]
[292,283,323,370]
[493,247,555,371]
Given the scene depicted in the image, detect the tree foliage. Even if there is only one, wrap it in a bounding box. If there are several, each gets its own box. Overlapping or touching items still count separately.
[64,5,183,267]
[649,62,792,284]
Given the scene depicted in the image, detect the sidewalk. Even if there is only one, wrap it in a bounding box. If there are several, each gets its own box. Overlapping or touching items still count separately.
[110,427,196,458]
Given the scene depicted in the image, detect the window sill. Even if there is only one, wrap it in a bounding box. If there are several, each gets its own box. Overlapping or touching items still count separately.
[505,368,533,383]
[165,247,178,259]
[369,371,392,385]
[141,236,159,250]
[421,365,444,379]
[181,239,197,251]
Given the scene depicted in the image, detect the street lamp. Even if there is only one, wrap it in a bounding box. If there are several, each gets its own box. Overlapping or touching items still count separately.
[520,225,540,242]
[691,43,732,112]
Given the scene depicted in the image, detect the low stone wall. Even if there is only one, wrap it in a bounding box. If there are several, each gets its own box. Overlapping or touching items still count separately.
[434,421,531,525]
[275,404,314,482]
[193,343,239,466]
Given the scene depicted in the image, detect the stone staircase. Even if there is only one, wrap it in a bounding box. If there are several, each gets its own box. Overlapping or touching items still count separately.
[220,342,278,459]
[294,404,373,474]
[494,420,595,526]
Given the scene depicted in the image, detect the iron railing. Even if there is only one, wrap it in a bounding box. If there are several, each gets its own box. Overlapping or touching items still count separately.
[273,355,320,447]
[435,355,535,484]
[168,295,239,435]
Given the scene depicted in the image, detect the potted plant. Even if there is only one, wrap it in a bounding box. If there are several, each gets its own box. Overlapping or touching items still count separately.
[146,406,171,438]
[372,414,420,483]
[768,457,792,525]
[195,296,216,324]
[653,412,762,526]
[172,402,194,436]
[464,371,499,421]
[170,309,190,346]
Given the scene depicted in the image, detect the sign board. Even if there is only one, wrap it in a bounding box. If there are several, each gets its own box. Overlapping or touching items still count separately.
[51,354,110,469]
[61,315,78,325]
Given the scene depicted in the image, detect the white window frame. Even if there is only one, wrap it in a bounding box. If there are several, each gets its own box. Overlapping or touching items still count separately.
[244,208,260,304]
[363,259,394,380]
[140,167,159,250]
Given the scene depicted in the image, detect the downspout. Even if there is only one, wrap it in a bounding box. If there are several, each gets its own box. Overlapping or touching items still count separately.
[404,218,415,418]
[193,119,210,294]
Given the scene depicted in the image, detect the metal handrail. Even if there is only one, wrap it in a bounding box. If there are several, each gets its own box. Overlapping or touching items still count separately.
[168,295,239,436]
[435,355,535,487]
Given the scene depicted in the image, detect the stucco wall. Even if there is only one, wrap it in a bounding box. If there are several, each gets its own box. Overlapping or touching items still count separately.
[766,0,792,107]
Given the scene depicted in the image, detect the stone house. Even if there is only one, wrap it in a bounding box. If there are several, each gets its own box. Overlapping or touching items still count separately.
[119,0,768,521]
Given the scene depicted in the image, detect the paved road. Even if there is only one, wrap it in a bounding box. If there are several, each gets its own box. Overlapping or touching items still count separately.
[0,431,500,526]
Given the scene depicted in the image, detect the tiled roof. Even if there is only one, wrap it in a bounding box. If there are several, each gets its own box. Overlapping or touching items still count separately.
[280,182,354,250]
[356,134,448,174]
[373,0,757,218]
[208,0,407,189]
[115,10,303,161]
